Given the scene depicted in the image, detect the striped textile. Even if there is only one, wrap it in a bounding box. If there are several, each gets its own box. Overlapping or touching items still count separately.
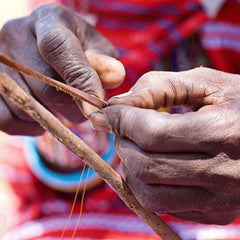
[1,0,240,239]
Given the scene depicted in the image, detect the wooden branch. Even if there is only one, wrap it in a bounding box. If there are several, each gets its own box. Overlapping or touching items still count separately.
[0,70,182,240]
[0,51,108,109]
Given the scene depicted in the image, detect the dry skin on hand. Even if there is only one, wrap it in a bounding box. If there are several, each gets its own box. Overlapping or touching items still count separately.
[0,51,108,109]
[0,64,181,240]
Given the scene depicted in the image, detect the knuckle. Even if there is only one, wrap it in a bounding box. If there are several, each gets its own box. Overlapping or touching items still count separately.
[1,19,21,36]
[188,66,215,77]
[138,71,158,85]
[130,88,157,109]
[126,93,145,107]
[31,4,75,30]
[193,66,205,72]
[32,3,66,18]
[190,66,207,74]
[45,3,65,12]
[1,19,16,33]
[0,17,30,46]
[139,71,175,88]
[0,17,32,56]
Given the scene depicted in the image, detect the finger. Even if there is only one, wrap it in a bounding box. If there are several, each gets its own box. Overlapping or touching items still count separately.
[11,41,86,123]
[108,68,224,109]
[91,104,228,153]
[85,50,125,89]
[0,64,33,121]
[0,96,44,136]
[115,137,213,187]
[121,164,216,213]
[2,16,85,123]
[78,18,125,89]
[31,5,104,116]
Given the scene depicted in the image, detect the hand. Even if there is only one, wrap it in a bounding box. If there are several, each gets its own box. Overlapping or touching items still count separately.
[90,67,240,224]
[0,4,125,136]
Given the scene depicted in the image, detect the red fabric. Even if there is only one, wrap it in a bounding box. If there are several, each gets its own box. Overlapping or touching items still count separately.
[2,0,240,239]
[201,1,240,73]
[0,134,161,239]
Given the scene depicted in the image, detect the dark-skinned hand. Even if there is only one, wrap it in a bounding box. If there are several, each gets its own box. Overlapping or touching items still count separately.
[0,3,125,136]
[90,67,240,225]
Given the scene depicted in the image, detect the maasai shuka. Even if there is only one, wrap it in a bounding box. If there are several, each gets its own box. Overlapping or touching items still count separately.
[1,0,240,239]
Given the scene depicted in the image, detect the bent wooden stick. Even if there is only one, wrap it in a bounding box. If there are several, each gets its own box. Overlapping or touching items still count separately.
[0,52,108,109]
[0,70,182,240]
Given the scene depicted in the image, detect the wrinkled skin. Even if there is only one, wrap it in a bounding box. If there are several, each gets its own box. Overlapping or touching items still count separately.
[90,67,240,224]
[0,4,125,136]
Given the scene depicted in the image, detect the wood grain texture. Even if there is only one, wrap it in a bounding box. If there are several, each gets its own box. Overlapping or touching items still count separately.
[0,70,182,240]
[0,51,108,109]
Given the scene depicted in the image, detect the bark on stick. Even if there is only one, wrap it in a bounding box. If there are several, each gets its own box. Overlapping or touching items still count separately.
[0,70,181,240]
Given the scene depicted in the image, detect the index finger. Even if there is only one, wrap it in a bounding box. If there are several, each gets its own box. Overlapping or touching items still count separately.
[31,5,104,115]
[32,4,127,116]
[91,103,232,153]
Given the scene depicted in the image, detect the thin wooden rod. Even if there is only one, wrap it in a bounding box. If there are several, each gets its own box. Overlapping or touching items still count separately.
[0,51,108,109]
[0,70,182,240]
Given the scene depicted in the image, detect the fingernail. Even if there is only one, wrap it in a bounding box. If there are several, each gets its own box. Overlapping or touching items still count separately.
[89,111,112,132]
[112,90,133,98]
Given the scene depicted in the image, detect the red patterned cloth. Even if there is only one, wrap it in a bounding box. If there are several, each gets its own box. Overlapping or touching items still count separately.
[2,0,240,239]
[0,133,161,240]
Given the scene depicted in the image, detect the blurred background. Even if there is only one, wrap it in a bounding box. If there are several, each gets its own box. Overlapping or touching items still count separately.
[0,0,29,28]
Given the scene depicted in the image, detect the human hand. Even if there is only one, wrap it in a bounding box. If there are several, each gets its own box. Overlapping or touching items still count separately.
[0,4,125,135]
[90,67,240,224]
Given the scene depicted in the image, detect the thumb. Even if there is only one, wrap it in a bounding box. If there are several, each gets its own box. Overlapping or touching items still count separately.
[81,50,126,116]
[32,4,125,118]
[85,50,125,90]
[81,20,126,90]
[81,50,125,115]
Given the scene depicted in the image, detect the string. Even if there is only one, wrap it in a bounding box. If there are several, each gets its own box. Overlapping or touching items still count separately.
[61,163,87,239]
[71,166,90,239]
